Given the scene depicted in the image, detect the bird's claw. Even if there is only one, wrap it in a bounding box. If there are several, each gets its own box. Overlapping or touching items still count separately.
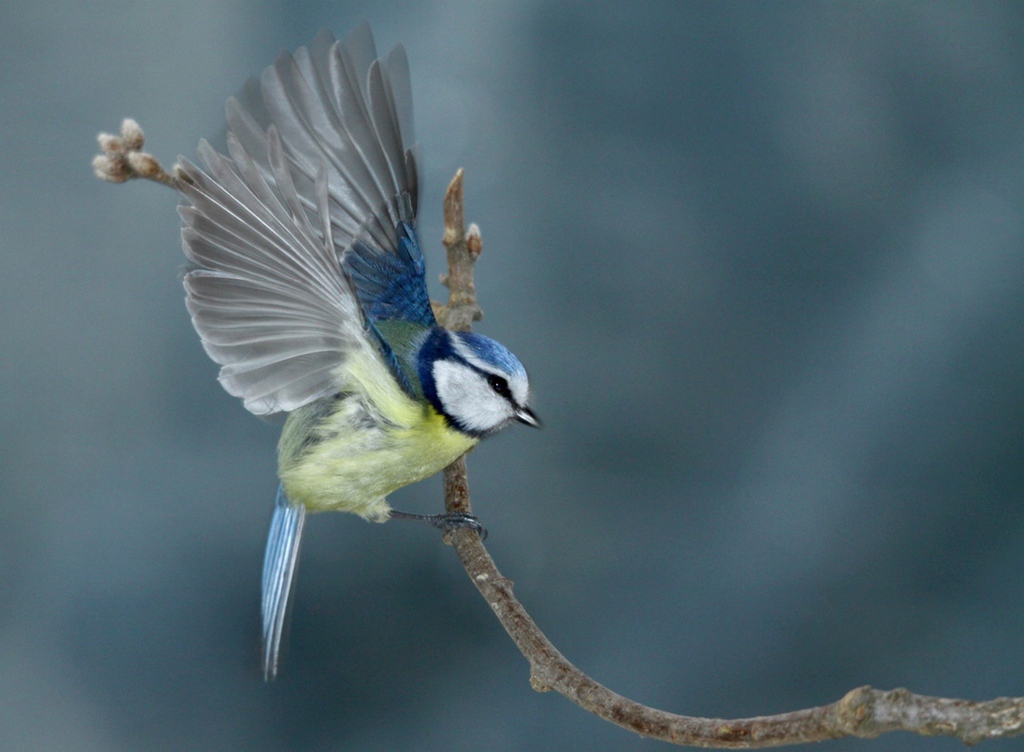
[431,512,488,541]
[389,509,488,540]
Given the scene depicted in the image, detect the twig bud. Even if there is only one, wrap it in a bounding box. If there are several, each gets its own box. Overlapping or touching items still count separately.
[466,223,482,259]
[120,118,145,151]
[97,132,122,153]
[92,153,129,183]
[127,151,161,179]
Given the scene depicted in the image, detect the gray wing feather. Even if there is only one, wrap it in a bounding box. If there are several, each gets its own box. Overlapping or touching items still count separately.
[368,60,410,199]
[384,46,415,151]
[178,24,418,415]
[181,131,359,415]
[229,25,417,255]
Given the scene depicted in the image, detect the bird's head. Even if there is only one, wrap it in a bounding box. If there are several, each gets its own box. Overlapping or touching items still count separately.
[418,329,539,438]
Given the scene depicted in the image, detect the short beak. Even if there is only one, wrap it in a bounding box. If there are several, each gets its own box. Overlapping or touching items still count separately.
[515,405,541,428]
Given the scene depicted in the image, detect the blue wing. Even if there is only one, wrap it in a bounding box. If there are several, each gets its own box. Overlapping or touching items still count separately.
[344,221,434,327]
[344,221,436,396]
[261,484,306,680]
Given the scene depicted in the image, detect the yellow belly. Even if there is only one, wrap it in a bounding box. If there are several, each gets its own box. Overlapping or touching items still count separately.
[276,349,477,521]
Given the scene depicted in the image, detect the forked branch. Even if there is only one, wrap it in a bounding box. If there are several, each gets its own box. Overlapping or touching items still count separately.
[433,170,1024,748]
[93,123,1024,748]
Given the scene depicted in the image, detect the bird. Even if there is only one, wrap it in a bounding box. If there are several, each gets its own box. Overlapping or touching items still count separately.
[174,23,539,679]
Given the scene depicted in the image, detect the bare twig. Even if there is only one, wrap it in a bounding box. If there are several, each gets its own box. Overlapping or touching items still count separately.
[434,169,483,333]
[91,122,1024,748]
[433,169,1024,748]
[436,169,483,520]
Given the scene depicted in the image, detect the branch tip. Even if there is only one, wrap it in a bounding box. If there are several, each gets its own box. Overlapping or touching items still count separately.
[92,118,183,190]
[437,169,482,332]
[431,169,1024,748]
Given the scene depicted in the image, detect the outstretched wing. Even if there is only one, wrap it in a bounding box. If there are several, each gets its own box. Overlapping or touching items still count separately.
[179,24,433,415]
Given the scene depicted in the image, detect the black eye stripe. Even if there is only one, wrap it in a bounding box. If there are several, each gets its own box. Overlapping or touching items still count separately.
[486,373,512,400]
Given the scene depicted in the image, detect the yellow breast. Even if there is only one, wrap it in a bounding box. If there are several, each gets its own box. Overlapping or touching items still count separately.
[277,347,478,521]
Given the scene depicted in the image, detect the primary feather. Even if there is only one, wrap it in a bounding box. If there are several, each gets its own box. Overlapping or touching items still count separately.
[178,23,425,415]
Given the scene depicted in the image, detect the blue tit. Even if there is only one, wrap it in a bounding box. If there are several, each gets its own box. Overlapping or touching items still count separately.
[175,24,539,678]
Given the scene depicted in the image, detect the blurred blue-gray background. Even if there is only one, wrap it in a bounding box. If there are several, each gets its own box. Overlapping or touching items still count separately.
[3,1,1023,749]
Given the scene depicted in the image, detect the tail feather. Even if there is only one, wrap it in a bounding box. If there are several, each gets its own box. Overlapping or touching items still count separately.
[261,485,306,680]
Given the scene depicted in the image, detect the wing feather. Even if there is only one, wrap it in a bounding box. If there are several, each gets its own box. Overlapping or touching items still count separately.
[179,26,433,416]
[180,136,358,414]
[368,60,409,196]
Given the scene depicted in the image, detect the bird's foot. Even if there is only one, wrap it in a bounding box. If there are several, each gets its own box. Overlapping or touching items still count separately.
[389,510,488,540]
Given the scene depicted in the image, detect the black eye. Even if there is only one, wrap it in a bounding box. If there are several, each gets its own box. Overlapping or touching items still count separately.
[486,374,512,400]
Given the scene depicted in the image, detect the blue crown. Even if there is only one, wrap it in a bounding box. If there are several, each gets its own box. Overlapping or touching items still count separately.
[452,331,528,379]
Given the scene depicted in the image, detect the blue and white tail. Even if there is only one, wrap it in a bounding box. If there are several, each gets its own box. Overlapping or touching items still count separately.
[261,485,306,680]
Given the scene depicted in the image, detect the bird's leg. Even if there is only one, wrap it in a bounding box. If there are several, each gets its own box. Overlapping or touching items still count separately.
[389,510,488,540]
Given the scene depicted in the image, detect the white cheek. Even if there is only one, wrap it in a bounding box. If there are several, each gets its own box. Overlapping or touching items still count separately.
[433,361,512,433]
[509,373,530,408]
